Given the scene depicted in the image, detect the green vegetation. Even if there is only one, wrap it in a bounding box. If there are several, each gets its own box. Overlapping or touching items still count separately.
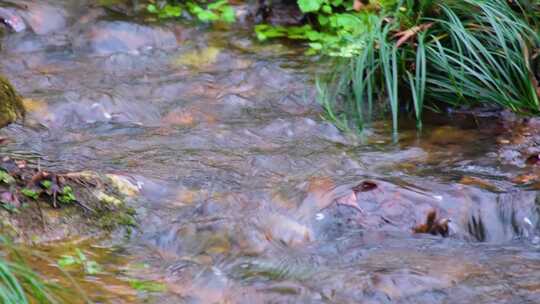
[58,186,76,204]
[250,0,540,131]
[0,170,15,185]
[128,279,167,292]
[315,0,540,132]
[0,237,72,304]
[146,0,235,23]
[146,0,539,132]
[21,184,77,204]
[256,0,380,56]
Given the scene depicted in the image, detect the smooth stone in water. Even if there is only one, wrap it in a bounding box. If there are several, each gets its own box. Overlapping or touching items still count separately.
[76,21,178,55]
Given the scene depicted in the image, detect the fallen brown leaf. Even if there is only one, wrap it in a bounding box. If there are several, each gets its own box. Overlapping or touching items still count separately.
[394,23,433,48]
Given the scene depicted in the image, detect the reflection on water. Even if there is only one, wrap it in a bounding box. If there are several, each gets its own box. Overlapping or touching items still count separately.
[1,0,540,302]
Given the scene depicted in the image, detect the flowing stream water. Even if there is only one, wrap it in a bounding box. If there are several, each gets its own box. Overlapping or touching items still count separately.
[1,1,540,303]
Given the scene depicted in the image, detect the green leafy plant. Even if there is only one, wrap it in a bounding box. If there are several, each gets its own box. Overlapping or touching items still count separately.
[256,0,377,56]
[147,3,182,18]
[0,257,58,304]
[0,236,86,304]
[21,188,39,200]
[147,0,235,23]
[41,180,52,189]
[58,186,76,204]
[318,0,540,132]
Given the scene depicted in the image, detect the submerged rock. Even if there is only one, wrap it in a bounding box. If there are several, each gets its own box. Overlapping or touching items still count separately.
[75,21,178,55]
[0,75,24,127]
[0,6,26,33]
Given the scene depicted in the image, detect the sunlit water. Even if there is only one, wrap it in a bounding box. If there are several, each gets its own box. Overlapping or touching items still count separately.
[1,1,540,303]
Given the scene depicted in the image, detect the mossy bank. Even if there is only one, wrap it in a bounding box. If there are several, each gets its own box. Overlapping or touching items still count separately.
[0,157,139,243]
[0,75,24,128]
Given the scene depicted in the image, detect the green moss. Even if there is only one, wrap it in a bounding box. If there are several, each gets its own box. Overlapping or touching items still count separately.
[0,75,25,128]
[96,205,137,231]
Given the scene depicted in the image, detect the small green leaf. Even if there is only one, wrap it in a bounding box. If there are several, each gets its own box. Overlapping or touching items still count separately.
[129,279,167,292]
[219,6,236,23]
[309,42,323,50]
[21,188,39,200]
[207,0,227,10]
[0,170,15,184]
[197,10,218,22]
[189,4,204,14]
[59,186,76,204]
[41,180,52,189]
[318,14,329,25]
[58,249,102,275]
[305,30,321,41]
[163,4,182,17]
[76,249,87,262]
[146,4,157,13]
[57,255,78,268]
[298,0,324,13]
[256,31,267,41]
[84,261,102,275]
[322,4,332,14]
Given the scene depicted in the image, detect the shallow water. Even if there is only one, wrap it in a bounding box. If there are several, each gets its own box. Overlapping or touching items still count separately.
[1,1,540,303]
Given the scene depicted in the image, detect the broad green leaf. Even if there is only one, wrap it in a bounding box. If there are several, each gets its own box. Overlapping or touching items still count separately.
[163,5,182,17]
[298,0,325,13]
[41,180,52,189]
[208,0,227,10]
[322,4,332,14]
[318,14,329,25]
[309,42,323,50]
[220,6,236,23]
[197,10,219,22]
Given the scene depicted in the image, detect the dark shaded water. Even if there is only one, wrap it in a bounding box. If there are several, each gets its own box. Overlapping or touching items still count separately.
[1,1,540,303]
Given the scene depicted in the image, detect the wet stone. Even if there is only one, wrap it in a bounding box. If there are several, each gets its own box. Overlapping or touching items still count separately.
[20,2,67,35]
[75,21,178,55]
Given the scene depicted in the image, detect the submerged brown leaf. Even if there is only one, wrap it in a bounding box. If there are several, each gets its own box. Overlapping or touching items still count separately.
[352,181,378,193]
[413,210,450,237]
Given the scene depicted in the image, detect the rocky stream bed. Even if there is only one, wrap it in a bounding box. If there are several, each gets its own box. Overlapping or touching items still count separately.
[1,1,540,303]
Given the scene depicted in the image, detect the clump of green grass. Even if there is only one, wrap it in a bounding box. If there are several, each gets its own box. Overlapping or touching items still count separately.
[0,237,87,304]
[319,0,540,133]
[1,238,59,303]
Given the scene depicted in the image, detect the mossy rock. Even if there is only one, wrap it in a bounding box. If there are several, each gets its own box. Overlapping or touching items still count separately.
[0,75,25,128]
[0,167,139,243]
